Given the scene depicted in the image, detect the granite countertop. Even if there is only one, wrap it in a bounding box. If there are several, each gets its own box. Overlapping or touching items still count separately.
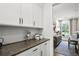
[0,38,49,56]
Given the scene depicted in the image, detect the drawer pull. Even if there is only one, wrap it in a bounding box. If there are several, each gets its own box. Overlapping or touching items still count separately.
[22,18,23,24]
[33,48,38,52]
[33,21,35,26]
[41,51,43,56]
[45,43,47,45]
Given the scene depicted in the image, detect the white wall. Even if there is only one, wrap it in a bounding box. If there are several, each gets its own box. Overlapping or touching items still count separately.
[42,3,53,56]
[0,26,42,44]
[77,18,79,31]
[77,4,79,17]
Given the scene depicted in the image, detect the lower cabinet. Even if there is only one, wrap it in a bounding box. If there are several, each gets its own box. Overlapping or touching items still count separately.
[41,41,50,56]
[16,41,50,56]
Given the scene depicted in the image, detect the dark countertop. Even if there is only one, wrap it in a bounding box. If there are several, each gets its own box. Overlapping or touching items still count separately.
[0,38,49,56]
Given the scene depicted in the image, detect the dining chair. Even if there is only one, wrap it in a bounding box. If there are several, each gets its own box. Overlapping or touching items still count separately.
[75,40,79,55]
[68,34,78,50]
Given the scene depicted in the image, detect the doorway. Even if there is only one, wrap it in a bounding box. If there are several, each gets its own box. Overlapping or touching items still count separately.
[60,20,70,41]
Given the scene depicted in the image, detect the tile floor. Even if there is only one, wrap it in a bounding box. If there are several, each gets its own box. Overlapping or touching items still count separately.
[54,40,78,56]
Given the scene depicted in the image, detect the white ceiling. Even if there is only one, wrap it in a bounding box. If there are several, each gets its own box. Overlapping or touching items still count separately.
[53,3,79,20]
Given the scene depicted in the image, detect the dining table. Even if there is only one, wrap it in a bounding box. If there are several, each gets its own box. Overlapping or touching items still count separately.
[69,36,79,55]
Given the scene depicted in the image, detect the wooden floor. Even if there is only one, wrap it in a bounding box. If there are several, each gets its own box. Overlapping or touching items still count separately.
[54,40,78,56]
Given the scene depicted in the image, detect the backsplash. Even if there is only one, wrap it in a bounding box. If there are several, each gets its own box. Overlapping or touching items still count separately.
[0,26,42,44]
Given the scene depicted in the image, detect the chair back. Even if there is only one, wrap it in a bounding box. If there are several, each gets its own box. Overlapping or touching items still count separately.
[70,34,77,40]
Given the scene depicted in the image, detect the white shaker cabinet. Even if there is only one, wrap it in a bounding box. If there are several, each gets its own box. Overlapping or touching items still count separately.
[16,40,50,56]
[32,4,43,28]
[21,3,33,26]
[0,3,43,28]
[19,3,43,28]
[0,3,20,25]
[41,41,50,56]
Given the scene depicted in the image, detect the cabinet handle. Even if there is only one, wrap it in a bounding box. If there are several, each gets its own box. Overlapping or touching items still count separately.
[45,43,47,45]
[19,18,21,24]
[33,21,35,26]
[33,48,38,52]
[41,51,43,56]
[22,18,23,24]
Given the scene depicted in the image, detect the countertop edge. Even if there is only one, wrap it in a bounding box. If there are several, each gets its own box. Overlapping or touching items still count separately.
[12,39,50,56]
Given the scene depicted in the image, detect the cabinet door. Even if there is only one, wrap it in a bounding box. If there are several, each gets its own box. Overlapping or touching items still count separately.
[46,41,50,56]
[0,3,20,25]
[32,4,43,28]
[21,3,33,26]
[31,46,41,56]
[41,41,50,56]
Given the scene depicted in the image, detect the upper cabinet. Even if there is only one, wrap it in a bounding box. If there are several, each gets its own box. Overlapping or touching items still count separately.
[0,3,20,25]
[21,3,33,26]
[0,3,43,28]
[32,4,43,28]
[21,3,43,28]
